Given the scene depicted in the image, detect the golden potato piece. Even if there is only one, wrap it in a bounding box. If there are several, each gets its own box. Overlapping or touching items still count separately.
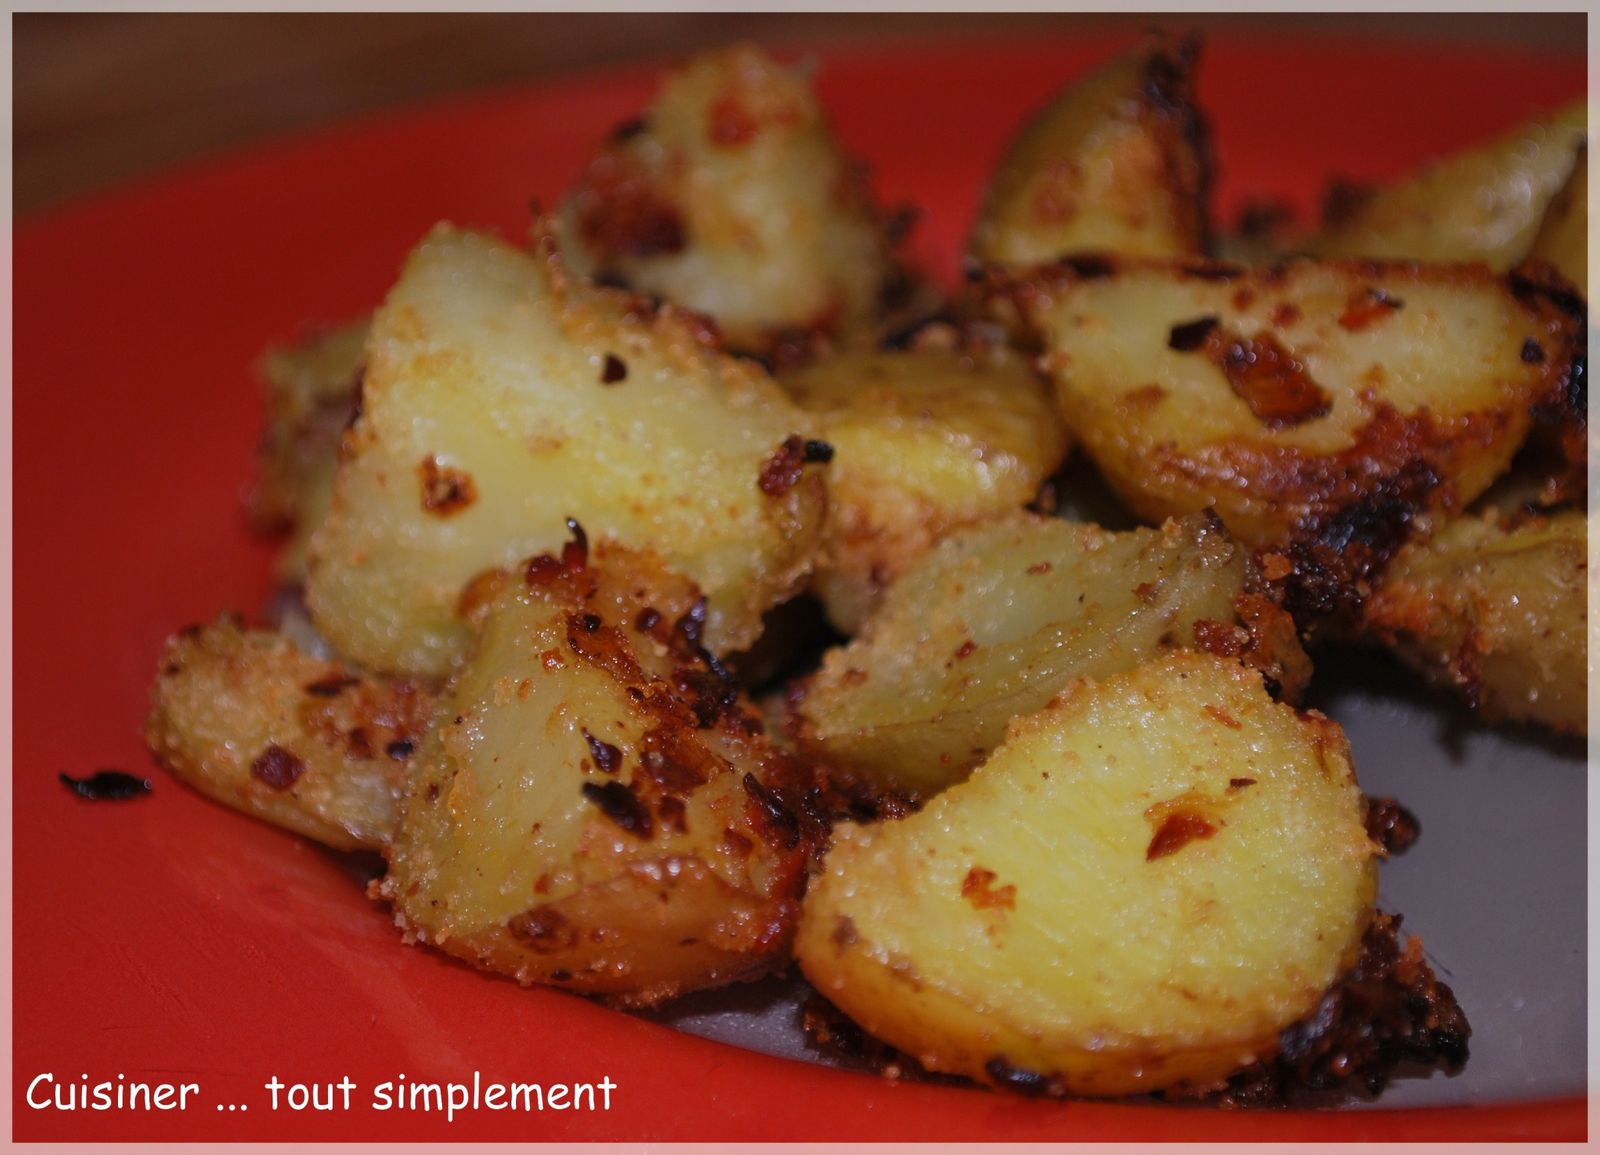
[1364,506,1587,735]
[305,223,826,678]
[791,512,1304,800]
[780,333,1072,634]
[245,316,369,585]
[1529,144,1587,290]
[556,43,908,356]
[382,535,812,1007]
[796,651,1379,1098]
[1007,257,1581,554]
[1309,102,1585,271]
[970,32,1209,266]
[145,616,436,852]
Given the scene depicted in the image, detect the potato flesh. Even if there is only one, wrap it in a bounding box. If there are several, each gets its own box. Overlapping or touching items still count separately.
[382,543,808,1006]
[971,33,1208,265]
[797,651,1379,1097]
[1015,258,1579,549]
[557,43,899,354]
[145,617,434,851]
[305,225,825,677]
[1310,102,1586,271]
[794,513,1261,798]
[781,342,1072,634]
[1529,144,1587,290]
[1364,507,1588,734]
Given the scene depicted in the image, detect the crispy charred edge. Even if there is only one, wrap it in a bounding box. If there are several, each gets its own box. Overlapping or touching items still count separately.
[1363,796,1420,856]
[1510,258,1588,507]
[1136,30,1213,255]
[1267,262,1581,623]
[1270,451,1445,627]
[522,519,825,867]
[1191,588,1313,705]
[1204,912,1469,1105]
[801,912,1468,1104]
[985,256,1581,626]
[774,677,920,831]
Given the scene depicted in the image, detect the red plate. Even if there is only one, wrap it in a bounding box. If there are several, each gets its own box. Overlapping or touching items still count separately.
[14,32,1587,1142]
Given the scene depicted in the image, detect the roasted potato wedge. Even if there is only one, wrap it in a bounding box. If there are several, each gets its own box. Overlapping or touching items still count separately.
[556,42,909,356]
[780,333,1072,634]
[1309,102,1585,271]
[791,512,1307,799]
[797,651,1379,1098]
[970,32,1209,266]
[1005,257,1582,557]
[305,223,826,678]
[1364,506,1588,735]
[246,316,369,584]
[381,535,812,1007]
[1529,144,1587,290]
[145,616,435,852]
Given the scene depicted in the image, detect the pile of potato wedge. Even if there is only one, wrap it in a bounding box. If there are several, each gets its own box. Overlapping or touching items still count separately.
[149,34,1584,1103]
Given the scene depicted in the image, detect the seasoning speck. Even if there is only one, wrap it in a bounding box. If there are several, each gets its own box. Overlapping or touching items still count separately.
[250,744,305,791]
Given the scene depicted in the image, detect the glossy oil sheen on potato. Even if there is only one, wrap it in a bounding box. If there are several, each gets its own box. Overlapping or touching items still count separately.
[797,651,1379,1097]
[305,224,825,677]
[781,339,1071,634]
[1010,256,1581,549]
[382,540,809,1007]
[793,512,1261,798]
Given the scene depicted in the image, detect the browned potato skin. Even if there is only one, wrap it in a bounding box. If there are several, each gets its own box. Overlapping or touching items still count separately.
[557,43,908,357]
[1002,256,1583,558]
[1310,102,1585,272]
[790,512,1307,800]
[781,331,1072,634]
[145,616,435,851]
[1364,506,1588,735]
[970,31,1209,265]
[382,538,812,1007]
[245,317,369,584]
